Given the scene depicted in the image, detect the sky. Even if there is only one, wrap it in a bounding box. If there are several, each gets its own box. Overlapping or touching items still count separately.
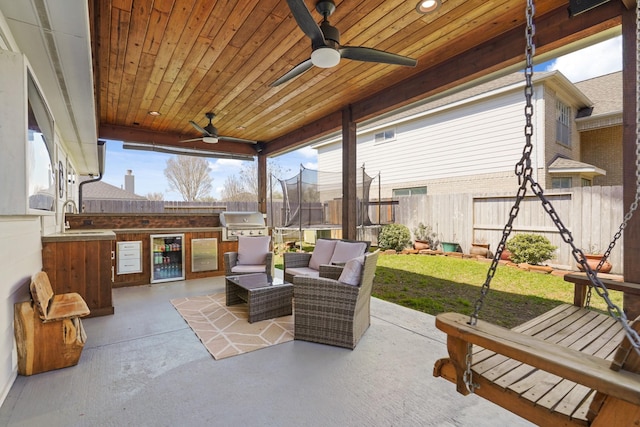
[100,36,623,201]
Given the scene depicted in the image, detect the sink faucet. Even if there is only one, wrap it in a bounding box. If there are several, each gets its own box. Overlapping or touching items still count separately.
[61,200,78,233]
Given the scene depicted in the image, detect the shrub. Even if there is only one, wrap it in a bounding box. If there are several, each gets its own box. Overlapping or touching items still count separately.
[506,233,557,265]
[379,224,412,251]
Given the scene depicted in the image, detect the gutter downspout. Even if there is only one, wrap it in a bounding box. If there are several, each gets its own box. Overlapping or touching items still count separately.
[79,140,106,212]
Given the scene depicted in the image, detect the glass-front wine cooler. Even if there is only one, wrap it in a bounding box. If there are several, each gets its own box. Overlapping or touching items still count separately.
[151,234,185,283]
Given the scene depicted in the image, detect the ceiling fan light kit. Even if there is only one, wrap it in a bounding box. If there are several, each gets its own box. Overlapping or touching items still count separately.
[311,47,340,68]
[180,112,257,145]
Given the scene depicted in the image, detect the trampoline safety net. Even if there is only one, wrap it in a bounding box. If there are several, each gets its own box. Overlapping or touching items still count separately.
[277,165,375,228]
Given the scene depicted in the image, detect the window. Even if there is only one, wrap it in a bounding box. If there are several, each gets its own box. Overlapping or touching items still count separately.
[581,178,592,187]
[551,177,572,189]
[392,186,427,197]
[556,100,571,147]
[27,71,55,211]
[374,128,396,143]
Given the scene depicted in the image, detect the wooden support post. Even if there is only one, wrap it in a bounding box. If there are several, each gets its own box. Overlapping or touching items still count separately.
[257,153,267,214]
[342,106,358,240]
[622,6,640,319]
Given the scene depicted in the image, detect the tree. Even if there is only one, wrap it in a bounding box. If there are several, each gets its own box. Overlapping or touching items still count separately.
[221,175,255,201]
[164,155,213,201]
[221,159,290,201]
[146,192,164,201]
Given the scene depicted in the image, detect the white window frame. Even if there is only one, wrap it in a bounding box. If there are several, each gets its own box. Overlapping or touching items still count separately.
[556,100,571,147]
[392,186,427,197]
[551,177,572,189]
[374,128,396,144]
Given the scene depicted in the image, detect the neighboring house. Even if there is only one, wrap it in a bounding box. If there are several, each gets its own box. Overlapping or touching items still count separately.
[80,170,148,212]
[313,71,621,198]
[573,72,623,187]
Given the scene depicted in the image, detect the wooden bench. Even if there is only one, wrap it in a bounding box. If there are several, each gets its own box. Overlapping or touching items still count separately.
[433,303,640,426]
[13,271,90,375]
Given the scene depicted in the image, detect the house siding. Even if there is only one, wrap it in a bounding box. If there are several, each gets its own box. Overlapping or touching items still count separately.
[0,217,42,404]
[0,9,73,404]
[581,126,623,186]
[320,85,546,198]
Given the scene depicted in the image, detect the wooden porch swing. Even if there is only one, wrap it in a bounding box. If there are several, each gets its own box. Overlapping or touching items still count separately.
[433,2,640,426]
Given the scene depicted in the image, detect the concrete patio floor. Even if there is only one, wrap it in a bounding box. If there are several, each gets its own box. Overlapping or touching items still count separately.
[0,273,533,426]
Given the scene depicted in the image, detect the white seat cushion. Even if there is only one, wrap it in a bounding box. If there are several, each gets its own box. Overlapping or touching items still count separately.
[308,239,337,270]
[286,267,320,278]
[329,241,368,265]
[237,235,270,265]
[231,264,267,273]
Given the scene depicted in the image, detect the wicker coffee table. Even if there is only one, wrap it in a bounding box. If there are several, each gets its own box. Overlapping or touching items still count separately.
[225,273,293,323]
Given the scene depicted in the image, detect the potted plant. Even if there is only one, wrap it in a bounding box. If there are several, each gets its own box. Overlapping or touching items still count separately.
[577,244,612,273]
[412,222,440,251]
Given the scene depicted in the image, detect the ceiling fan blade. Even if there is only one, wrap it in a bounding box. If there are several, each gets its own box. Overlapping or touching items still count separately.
[179,137,204,143]
[270,58,314,87]
[218,135,258,144]
[189,120,211,136]
[340,46,417,67]
[286,0,325,47]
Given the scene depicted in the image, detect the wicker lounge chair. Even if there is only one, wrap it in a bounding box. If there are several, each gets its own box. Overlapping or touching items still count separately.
[224,235,273,276]
[293,250,379,349]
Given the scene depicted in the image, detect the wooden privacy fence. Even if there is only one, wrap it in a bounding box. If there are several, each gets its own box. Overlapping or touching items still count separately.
[394,186,624,274]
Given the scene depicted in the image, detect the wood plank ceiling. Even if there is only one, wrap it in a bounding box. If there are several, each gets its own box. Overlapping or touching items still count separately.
[91,0,625,158]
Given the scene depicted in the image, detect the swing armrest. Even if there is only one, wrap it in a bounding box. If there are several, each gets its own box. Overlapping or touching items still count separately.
[564,273,640,295]
[436,312,640,406]
[564,273,640,308]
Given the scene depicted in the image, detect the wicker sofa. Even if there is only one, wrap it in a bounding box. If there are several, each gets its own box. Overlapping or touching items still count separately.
[282,238,370,283]
[293,250,379,349]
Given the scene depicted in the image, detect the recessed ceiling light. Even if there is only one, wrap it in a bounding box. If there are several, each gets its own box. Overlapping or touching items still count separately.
[416,0,441,14]
[148,111,161,116]
[236,126,246,131]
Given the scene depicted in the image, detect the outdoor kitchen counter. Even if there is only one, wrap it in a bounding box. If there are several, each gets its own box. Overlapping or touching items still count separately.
[42,229,116,242]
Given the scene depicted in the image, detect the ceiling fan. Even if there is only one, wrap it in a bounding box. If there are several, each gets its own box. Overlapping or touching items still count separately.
[180,112,256,144]
[270,0,418,87]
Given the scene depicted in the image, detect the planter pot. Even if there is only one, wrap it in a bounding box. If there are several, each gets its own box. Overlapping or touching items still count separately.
[577,254,612,274]
[470,245,490,258]
[441,242,460,252]
[414,240,430,250]
[500,249,512,261]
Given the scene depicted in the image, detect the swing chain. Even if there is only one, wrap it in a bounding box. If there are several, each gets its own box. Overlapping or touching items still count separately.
[463,343,476,393]
[470,0,536,328]
[464,0,537,394]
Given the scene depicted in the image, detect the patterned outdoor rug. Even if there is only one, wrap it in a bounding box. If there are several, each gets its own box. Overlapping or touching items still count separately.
[171,293,293,360]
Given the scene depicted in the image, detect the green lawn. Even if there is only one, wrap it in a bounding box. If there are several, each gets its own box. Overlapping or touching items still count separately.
[275,253,623,329]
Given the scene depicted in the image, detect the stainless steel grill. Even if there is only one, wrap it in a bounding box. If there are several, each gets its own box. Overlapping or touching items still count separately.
[219,211,268,241]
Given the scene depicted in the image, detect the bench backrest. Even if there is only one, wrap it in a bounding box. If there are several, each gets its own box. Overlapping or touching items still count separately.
[30,271,54,319]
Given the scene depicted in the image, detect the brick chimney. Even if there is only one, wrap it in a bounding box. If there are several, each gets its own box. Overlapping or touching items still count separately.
[124,169,135,194]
